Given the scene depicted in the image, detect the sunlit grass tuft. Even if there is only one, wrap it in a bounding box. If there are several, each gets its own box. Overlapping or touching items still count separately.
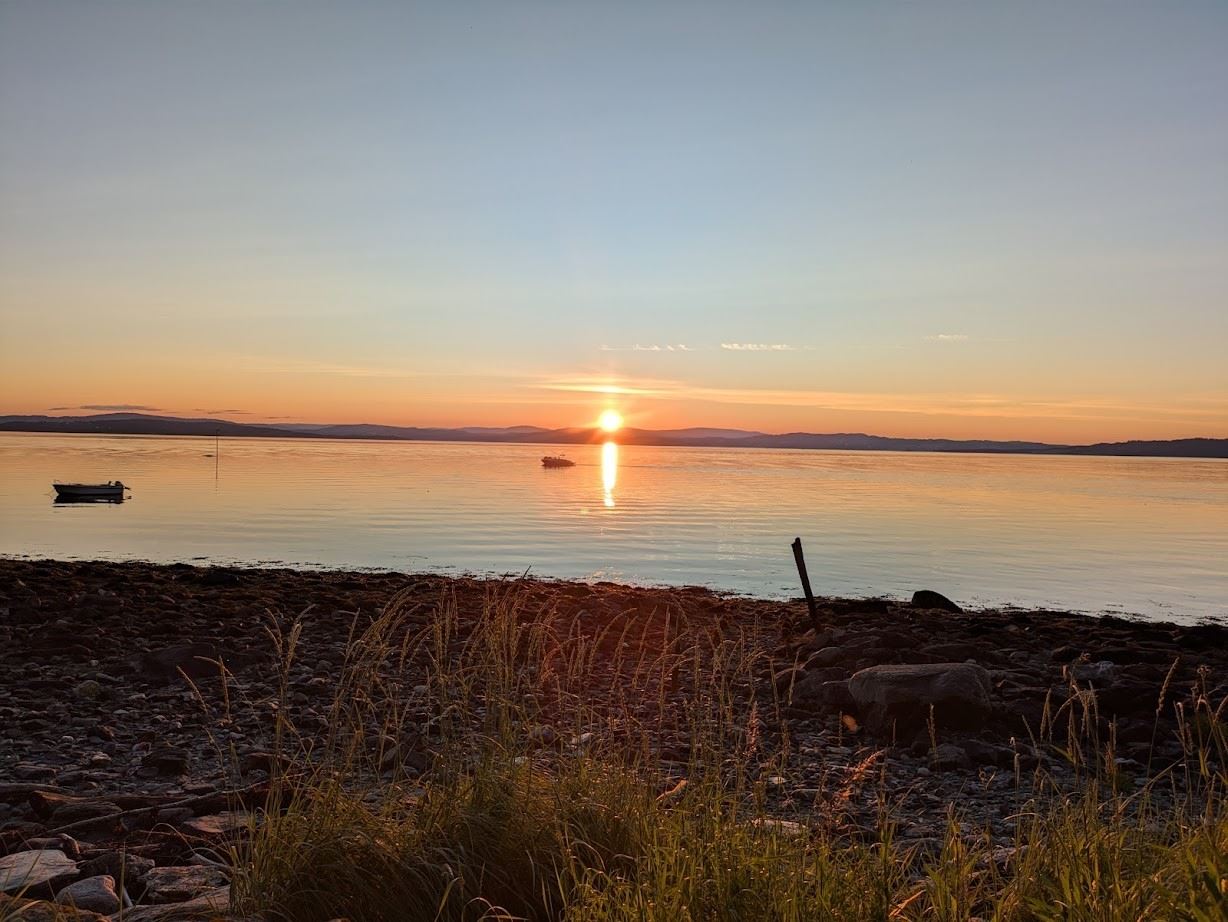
[225,586,1228,921]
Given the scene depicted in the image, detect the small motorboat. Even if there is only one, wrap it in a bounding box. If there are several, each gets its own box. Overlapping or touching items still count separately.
[541,456,575,468]
[53,481,127,500]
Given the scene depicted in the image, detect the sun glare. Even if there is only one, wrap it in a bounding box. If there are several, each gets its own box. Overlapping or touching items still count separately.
[598,409,623,432]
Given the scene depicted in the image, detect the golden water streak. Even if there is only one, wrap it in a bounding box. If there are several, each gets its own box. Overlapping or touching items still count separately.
[601,440,618,508]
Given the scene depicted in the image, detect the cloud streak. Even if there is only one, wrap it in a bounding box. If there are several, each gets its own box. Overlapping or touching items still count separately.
[531,375,1228,424]
[50,403,163,412]
[538,378,666,397]
[600,344,693,352]
[925,334,970,342]
[720,343,809,351]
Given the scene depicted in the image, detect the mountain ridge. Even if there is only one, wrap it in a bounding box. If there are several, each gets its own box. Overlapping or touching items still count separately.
[1,413,1224,458]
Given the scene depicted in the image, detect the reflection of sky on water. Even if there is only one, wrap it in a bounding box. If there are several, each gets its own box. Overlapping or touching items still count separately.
[1,433,1226,622]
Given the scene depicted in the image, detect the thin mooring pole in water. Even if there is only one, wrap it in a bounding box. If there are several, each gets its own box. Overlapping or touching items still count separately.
[791,537,821,632]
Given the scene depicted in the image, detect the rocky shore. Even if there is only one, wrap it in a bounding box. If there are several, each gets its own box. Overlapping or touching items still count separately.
[1,558,1225,920]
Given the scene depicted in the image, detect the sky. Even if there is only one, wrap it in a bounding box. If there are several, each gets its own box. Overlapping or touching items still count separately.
[1,1,1225,442]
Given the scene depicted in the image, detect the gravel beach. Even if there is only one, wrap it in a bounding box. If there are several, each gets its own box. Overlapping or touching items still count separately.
[1,558,1225,919]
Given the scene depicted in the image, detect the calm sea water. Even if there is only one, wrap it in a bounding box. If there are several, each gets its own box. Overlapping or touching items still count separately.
[0,433,1224,622]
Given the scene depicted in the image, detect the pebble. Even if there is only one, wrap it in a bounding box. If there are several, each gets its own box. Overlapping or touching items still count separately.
[73,680,103,701]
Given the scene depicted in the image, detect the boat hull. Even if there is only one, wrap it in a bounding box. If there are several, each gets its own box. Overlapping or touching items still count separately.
[53,484,125,499]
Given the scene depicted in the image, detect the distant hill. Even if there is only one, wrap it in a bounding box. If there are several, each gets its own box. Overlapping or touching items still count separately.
[1045,438,1228,458]
[0,412,307,440]
[1,413,1224,458]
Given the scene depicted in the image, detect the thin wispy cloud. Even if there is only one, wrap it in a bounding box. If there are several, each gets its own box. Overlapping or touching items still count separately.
[538,377,666,397]
[530,375,1227,424]
[54,403,163,412]
[193,408,250,416]
[925,334,971,342]
[600,344,693,352]
[598,343,807,353]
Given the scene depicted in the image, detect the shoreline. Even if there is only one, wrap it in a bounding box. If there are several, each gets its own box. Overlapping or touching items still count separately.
[2,558,1225,915]
[3,553,1212,628]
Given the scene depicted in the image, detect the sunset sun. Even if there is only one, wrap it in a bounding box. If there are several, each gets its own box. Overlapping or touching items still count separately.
[598,409,624,433]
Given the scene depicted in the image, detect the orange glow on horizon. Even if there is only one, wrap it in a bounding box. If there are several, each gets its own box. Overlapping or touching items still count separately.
[1,360,1222,444]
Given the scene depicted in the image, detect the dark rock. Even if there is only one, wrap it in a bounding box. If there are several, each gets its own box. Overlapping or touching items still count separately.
[789,671,851,707]
[929,743,970,770]
[72,681,103,702]
[142,865,228,904]
[848,662,993,735]
[961,739,1014,767]
[1114,718,1155,745]
[0,849,79,897]
[817,680,856,712]
[1070,660,1117,684]
[147,807,193,826]
[911,590,962,614]
[78,851,154,886]
[13,763,57,782]
[0,894,110,921]
[142,747,189,776]
[876,632,919,651]
[239,751,288,775]
[49,802,122,826]
[22,837,80,861]
[135,643,224,681]
[773,666,806,694]
[180,811,249,837]
[54,875,121,915]
[1096,677,1160,717]
[921,642,984,662]
[124,885,230,921]
[198,568,240,587]
[806,646,845,668]
[806,666,850,684]
[28,790,79,819]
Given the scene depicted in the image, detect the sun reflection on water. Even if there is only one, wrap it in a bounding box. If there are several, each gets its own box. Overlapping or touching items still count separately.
[601,440,618,508]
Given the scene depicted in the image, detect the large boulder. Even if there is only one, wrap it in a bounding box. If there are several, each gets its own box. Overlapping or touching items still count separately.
[911,590,962,613]
[0,849,79,897]
[55,875,121,915]
[848,662,993,735]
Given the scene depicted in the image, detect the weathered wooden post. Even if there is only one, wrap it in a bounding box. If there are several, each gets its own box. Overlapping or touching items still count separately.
[791,537,821,632]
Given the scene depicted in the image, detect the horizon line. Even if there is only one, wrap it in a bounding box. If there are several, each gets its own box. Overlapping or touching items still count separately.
[2,410,1225,456]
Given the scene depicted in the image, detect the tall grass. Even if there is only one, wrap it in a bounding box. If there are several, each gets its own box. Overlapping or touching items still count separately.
[225,585,1228,921]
